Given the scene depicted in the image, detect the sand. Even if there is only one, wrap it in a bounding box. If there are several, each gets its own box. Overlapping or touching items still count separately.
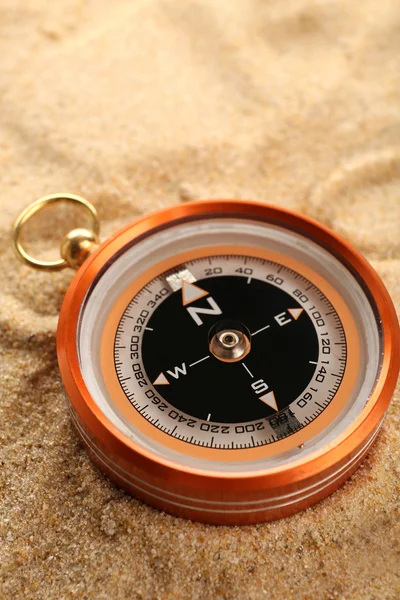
[0,1,399,598]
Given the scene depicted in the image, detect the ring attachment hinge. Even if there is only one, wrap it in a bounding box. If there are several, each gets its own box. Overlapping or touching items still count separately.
[12,194,100,271]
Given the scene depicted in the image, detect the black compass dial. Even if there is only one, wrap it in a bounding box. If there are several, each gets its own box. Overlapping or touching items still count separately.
[113,253,348,449]
[141,275,319,423]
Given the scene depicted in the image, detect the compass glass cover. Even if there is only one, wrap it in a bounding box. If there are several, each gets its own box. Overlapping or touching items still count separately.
[77,217,381,472]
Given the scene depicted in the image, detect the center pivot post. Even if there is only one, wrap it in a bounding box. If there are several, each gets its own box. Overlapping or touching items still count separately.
[209,320,251,363]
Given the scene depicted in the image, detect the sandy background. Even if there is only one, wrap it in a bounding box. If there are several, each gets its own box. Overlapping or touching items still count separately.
[1,1,400,598]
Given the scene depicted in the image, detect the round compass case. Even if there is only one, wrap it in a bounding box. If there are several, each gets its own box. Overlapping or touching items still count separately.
[48,198,399,525]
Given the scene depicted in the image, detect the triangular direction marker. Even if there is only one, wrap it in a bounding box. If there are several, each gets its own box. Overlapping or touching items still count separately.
[153,373,169,385]
[259,391,278,411]
[182,281,209,306]
[288,308,304,320]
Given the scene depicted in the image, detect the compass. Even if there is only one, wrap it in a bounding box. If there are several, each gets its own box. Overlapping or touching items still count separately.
[13,197,400,525]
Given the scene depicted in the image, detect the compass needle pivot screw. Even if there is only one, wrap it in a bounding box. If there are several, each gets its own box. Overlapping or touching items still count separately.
[210,322,251,363]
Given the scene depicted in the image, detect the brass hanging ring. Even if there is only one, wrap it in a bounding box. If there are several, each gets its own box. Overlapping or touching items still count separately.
[12,194,100,271]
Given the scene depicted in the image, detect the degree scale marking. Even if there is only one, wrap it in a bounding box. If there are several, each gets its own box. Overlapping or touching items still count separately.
[113,254,347,450]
